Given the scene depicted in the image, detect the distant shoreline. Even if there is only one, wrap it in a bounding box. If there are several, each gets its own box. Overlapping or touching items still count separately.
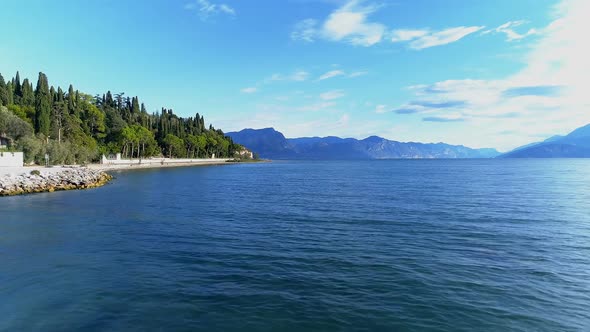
[91,158,234,172]
[0,158,259,196]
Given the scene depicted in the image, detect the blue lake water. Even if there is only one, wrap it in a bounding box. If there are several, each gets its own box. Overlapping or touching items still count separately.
[1,160,590,331]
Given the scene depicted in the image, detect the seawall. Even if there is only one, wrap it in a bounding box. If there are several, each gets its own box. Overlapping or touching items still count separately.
[0,168,112,197]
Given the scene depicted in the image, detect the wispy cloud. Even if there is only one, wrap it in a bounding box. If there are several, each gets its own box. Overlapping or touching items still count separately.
[390,29,429,42]
[185,0,235,19]
[240,87,258,94]
[318,70,345,80]
[502,85,563,98]
[391,26,485,49]
[423,116,465,122]
[291,19,318,42]
[374,105,389,114]
[317,69,367,80]
[409,100,467,108]
[298,102,337,112]
[267,70,310,82]
[320,90,345,100]
[483,21,538,41]
[394,107,421,114]
[348,71,368,78]
[337,114,350,127]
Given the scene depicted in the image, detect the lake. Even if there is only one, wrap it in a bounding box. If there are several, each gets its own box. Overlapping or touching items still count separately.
[1,160,590,331]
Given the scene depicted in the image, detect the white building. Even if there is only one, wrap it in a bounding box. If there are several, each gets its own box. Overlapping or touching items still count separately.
[0,151,24,167]
[236,148,254,159]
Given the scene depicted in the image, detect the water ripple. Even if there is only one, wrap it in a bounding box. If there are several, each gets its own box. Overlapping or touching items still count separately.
[1,159,590,331]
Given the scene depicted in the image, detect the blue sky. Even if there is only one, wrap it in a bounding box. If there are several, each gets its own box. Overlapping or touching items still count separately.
[1,0,588,151]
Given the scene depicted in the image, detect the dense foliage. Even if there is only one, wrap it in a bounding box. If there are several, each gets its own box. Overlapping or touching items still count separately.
[0,71,243,164]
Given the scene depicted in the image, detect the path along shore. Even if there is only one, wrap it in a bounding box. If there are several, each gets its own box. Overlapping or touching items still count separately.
[0,158,233,196]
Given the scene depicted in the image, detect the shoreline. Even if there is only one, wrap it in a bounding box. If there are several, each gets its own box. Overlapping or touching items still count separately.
[0,168,112,197]
[90,158,234,172]
[0,158,252,197]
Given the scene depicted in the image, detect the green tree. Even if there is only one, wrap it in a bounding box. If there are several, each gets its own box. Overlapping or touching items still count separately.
[5,81,13,105]
[34,72,51,137]
[81,99,106,140]
[133,125,158,158]
[163,134,184,158]
[1,70,240,164]
[121,126,138,158]
[21,79,35,107]
[17,135,43,163]
[0,74,9,106]
[51,96,68,143]
[0,106,34,147]
[13,71,22,104]
[185,134,198,158]
[196,135,207,158]
[206,135,218,158]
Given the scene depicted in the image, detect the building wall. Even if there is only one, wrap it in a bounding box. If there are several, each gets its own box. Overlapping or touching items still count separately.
[100,155,229,166]
[0,152,24,167]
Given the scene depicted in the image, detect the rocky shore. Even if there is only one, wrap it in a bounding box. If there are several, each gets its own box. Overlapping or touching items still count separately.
[0,168,112,197]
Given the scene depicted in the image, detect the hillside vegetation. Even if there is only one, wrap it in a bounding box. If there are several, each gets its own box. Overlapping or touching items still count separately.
[0,71,242,164]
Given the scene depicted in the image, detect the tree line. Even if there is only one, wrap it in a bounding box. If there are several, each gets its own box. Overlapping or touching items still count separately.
[0,71,247,164]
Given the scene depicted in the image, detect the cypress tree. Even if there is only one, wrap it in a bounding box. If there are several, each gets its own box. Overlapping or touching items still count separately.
[34,72,51,136]
[132,97,140,114]
[105,91,113,107]
[14,71,22,103]
[6,81,14,105]
[0,73,8,106]
[57,87,64,102]
[67,84,77,115]
[21,79,35,106]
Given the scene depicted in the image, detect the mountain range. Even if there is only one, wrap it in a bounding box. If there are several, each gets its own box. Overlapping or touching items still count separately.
[500,123,590,158]
[227,128,500,159]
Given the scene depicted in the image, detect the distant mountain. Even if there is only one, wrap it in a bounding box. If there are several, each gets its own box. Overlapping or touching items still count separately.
[227,128,500,159]
[224,128,297,159]
[501,123,590,158]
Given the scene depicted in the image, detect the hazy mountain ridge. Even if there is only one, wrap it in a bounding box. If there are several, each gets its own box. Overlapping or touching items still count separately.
[501,123,590,158]
[227,128,500,159]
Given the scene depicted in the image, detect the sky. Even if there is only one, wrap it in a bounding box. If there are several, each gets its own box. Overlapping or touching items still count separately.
[1,0,588,151]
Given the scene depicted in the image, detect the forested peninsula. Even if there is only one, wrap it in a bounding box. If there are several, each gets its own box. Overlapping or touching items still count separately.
[0,71,244,164]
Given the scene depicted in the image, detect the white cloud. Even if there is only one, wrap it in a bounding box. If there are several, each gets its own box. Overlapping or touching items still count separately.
[218,4,235,15]
[392,0,590,150]
[291,1,484,49]
[484,21,538,41]
[318,70,345,80]
[320,90,346,100]
[322,1,386,46]
[291,0,386,47]
[241,87,257,94]
[391,26,485,50]
[185,0,235,19]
